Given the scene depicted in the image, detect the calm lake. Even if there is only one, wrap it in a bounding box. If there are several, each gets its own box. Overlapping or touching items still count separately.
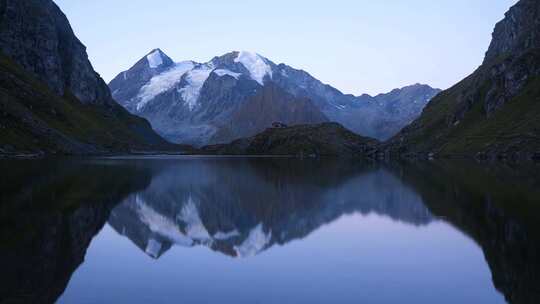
[1,157,539,304]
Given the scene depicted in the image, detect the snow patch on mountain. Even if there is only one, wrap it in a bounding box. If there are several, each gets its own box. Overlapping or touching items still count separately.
[213,229,240,240]
[136,61,195,110]
[178,64,214,111]
[234,223,272,257]
[135,195,194,247]
[177,196,211,241]
[147,50,164,68]
[213,69,242,79]
[145,239,163,258]
[234,51,272,85]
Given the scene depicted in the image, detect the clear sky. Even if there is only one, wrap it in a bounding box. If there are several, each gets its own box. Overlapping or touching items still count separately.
[54,0,517,96]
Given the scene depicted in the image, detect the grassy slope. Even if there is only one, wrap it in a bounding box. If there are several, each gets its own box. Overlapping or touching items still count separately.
[0,53,170,154]
[440,77,540,154]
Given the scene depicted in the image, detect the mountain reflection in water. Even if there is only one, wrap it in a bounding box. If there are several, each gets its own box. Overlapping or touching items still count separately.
[0,158,539,304]
[108,160,432,259]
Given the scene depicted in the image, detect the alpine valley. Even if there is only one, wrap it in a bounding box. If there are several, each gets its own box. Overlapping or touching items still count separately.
[109,50,440,147]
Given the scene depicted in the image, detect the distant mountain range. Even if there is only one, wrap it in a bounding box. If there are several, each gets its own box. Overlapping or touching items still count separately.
[109,50,440,146]
[389,0,540,159]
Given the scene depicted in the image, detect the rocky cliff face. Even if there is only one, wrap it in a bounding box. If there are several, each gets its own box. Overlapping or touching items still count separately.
[481,0,540,116]
[389,0,540,158]
[109,50,439,146]
[484,0,540,64]
[211,83,329,143]
[0,0,112,105]
[0,0,170,155]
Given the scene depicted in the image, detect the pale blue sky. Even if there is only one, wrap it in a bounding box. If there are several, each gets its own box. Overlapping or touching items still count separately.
[54,0,517,95]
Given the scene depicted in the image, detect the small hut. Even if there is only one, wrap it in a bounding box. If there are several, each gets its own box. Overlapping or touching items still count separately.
[271,122,288,129]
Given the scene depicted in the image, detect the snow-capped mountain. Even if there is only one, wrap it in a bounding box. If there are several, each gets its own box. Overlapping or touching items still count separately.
[109,50,440,146]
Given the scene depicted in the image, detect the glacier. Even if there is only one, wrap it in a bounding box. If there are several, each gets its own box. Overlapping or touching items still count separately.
[234,51,272,85]
[234,223,272,258]
[136,61,195,110]
[178,64,214,111]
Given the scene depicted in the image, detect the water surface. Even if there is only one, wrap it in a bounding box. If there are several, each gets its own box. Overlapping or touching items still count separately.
[1,158,539,303]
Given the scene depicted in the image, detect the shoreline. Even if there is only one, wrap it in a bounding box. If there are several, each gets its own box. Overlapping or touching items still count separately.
[2,151,539,163]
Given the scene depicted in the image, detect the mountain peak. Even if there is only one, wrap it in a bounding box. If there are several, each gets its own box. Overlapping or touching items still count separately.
[145,48,171,69]
[233,51,273,85]
[209,51,273,85]
[146,48,163,55]
[402,83,440,91]
[373,84,440,99]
